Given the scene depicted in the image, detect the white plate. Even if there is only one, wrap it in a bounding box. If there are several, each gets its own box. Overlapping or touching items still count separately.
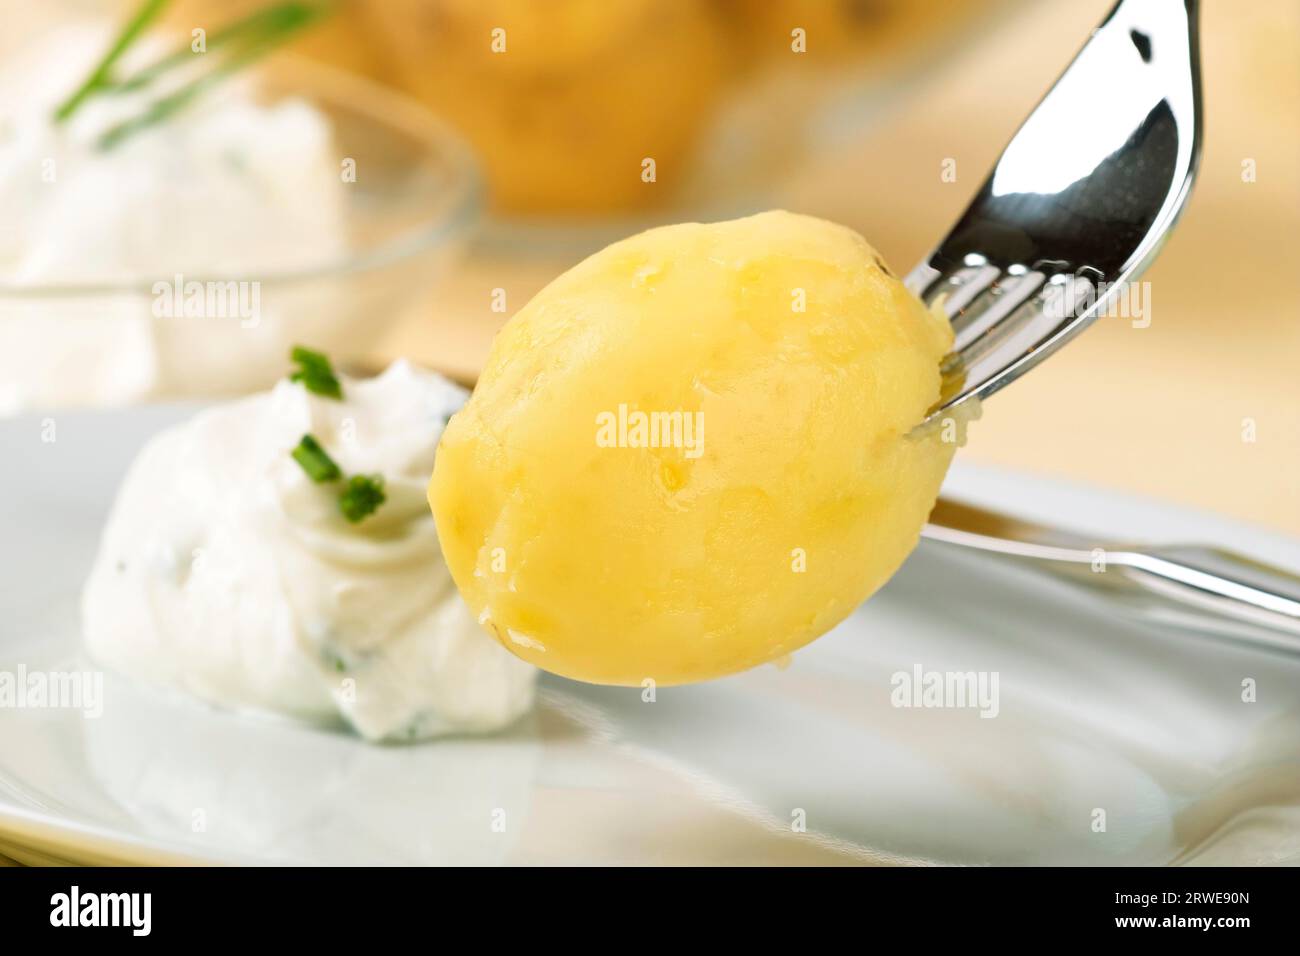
[1,405,1298,866]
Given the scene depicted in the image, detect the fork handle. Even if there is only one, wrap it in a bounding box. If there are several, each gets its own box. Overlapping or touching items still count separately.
[924,509,1300,654]
[1009,543,1300,654]
[1102,545,1300,652]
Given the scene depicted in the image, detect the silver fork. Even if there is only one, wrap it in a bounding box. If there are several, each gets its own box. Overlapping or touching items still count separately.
[911,0,1300,651]
[908,0,1201,420]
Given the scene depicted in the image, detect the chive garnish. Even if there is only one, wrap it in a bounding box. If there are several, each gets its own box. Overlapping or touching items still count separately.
[291,436,387,524]
[52,0,172,123]
[338,475,387,523]
[53,0,334,150]
[289,345,343,400]
[114,1,328,95]
[291,434,342,483]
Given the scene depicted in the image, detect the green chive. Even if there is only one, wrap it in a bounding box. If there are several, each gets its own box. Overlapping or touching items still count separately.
[291,434,342,483]
[288,345,343,400]
[115,1,330,95]
[338,475,386,523]
[97,2,334,149]
[53,0,174,123]
[54,0,335,148]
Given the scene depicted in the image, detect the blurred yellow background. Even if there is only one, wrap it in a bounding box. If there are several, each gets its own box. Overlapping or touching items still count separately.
[373,0,1300,535]
[8,0,1298,534]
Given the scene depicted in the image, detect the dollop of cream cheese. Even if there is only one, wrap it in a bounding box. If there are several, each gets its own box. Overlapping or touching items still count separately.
[82,361,537,742]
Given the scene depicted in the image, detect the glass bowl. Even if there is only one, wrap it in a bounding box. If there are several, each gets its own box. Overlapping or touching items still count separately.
[0,54,481,414]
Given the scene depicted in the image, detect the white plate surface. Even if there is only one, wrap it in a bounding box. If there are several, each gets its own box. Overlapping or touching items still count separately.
[1,405,1298,865]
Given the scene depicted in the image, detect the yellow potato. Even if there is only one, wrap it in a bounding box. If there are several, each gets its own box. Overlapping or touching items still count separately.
[721,0,990,64]
[429,211,956,685]
[173,1,730,214]
[357,0,730,214]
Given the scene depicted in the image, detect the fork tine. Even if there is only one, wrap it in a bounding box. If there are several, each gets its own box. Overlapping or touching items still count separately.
[949,270,1045,351]
[957,279,1094,398]
[910,262,1000,318]
[938,273,1097,410]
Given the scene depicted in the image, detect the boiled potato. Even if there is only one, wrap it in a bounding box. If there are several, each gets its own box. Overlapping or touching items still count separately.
[170,1,729,214]
[721,0,991,64]
[429,211,956,685]
[358,0,730,214]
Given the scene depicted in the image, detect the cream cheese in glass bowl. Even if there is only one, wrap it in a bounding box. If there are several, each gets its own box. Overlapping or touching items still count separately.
[0,21,481,414]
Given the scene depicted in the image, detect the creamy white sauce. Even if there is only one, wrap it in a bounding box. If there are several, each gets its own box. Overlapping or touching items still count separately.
[0,25,349,412]
[82,361,537,742]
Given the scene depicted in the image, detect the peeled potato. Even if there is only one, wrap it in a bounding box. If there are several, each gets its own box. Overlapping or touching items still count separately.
[430,211,956,685]
[721,0,990,64]
[358,0,729,214]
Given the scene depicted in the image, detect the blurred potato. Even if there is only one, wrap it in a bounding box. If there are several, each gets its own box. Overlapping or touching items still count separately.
[166,0,401,85]
[720,0,989,63]
[160,0,993,215]
[356,0,731,215]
